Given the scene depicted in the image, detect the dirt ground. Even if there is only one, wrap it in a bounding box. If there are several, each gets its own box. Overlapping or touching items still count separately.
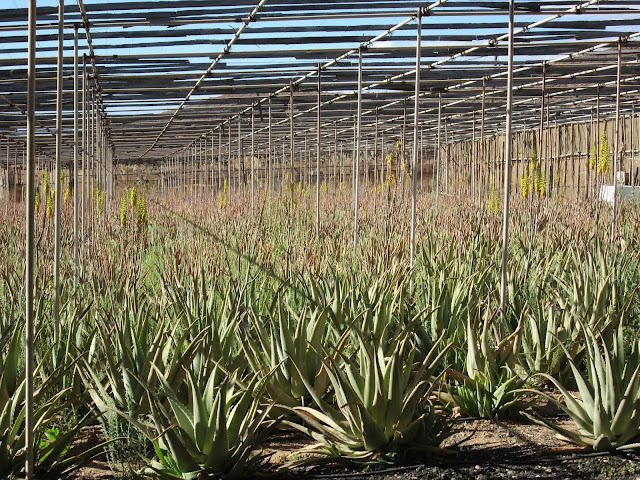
[70,409,640,480]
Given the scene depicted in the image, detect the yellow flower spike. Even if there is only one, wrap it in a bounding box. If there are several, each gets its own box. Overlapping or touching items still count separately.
[598,133,610,176]
[63,187,71,207]
[136,192,147,227]
[130,186,137,211]
[589,142,597,171]
[120,194,127,228]
[46,190,55,219]
[521,174,529,198]
[35,189,41,213]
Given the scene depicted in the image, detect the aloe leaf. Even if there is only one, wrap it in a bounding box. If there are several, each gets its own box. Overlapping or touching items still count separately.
[208,388,228,470]
[611,363,640,434]
[356,404,388,452]
[292,407,360,447]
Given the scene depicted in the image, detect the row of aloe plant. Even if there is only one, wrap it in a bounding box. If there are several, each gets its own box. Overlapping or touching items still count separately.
[1,193,640,478]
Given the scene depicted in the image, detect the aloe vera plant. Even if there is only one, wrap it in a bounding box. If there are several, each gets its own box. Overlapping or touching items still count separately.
[80,307,206,418]
[112,367,278,479]
[555,243,620,334]
[526,319,640,451]
[520,300,569,378]
[441,309,529,419]
[162,272,248,381]
[241,292,333,407]
[286,327,451,465]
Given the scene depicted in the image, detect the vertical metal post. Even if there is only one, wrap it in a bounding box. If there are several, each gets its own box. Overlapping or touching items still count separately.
[402,99,407,182]
[444,118,448,194]
[251,105,255,211]
[4,139,7,216]
[92,91,97,218]
[374,109,379,187]
[480,79,486,204]
[611,39,622,241]
[218,128,222,192]
[82,55,87,247]
[182,150,186,197]
[353,47,363,250]
[596,86,600,200]
[308,131,311,188]
[316,65,321,235]
[545,93,550,208]
[73,24,79,289]
[227,123,232,213]
[21,147,24,205]
[410,8,421,267]
[102,119,107,207]
[334,125,338,187]
[420,127,423,190]
[95,94,100,210]
[191,143,195,203]
[539,62,545,202]
[237,118,242,194]
[53,0,64,346]
[632,101,635,187]
[500,0,515,321]
[25,0,37,477]
[268,97,272,195]
[472,112,476,201]
[290,82,295,212]
[436,93,441,213]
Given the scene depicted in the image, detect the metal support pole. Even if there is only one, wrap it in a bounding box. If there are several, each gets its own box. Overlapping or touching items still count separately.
[611,39,622,241]
[316,65,321,235]
[53,0,64,346]
[218,129,222,192]
[290,82,295,213]
[420,127,423,191]
[4,139,7,215]
[374,109,379,187]
[191,143,195,203]
[268,97,272,195]
[353,47,363,250]
[539,63,546,201]
[472,112,476,201]
[73,24,79,289]
[500,0,515,321]
[227,123,232,213]
[632,101,636,187]
[251,105,255,212]
[82,56,87,246]
[25,0,37,477]
[545,93,550,208]
[480,79,486,204]
[92,91,97,218]
[436,93,441,213]
[596,86,600,200]
[410,8,421,267]
[402,100,407,183]
[237,118,242,193]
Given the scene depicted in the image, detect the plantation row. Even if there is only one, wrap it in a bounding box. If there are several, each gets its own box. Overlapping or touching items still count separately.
[1,186,640,479]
